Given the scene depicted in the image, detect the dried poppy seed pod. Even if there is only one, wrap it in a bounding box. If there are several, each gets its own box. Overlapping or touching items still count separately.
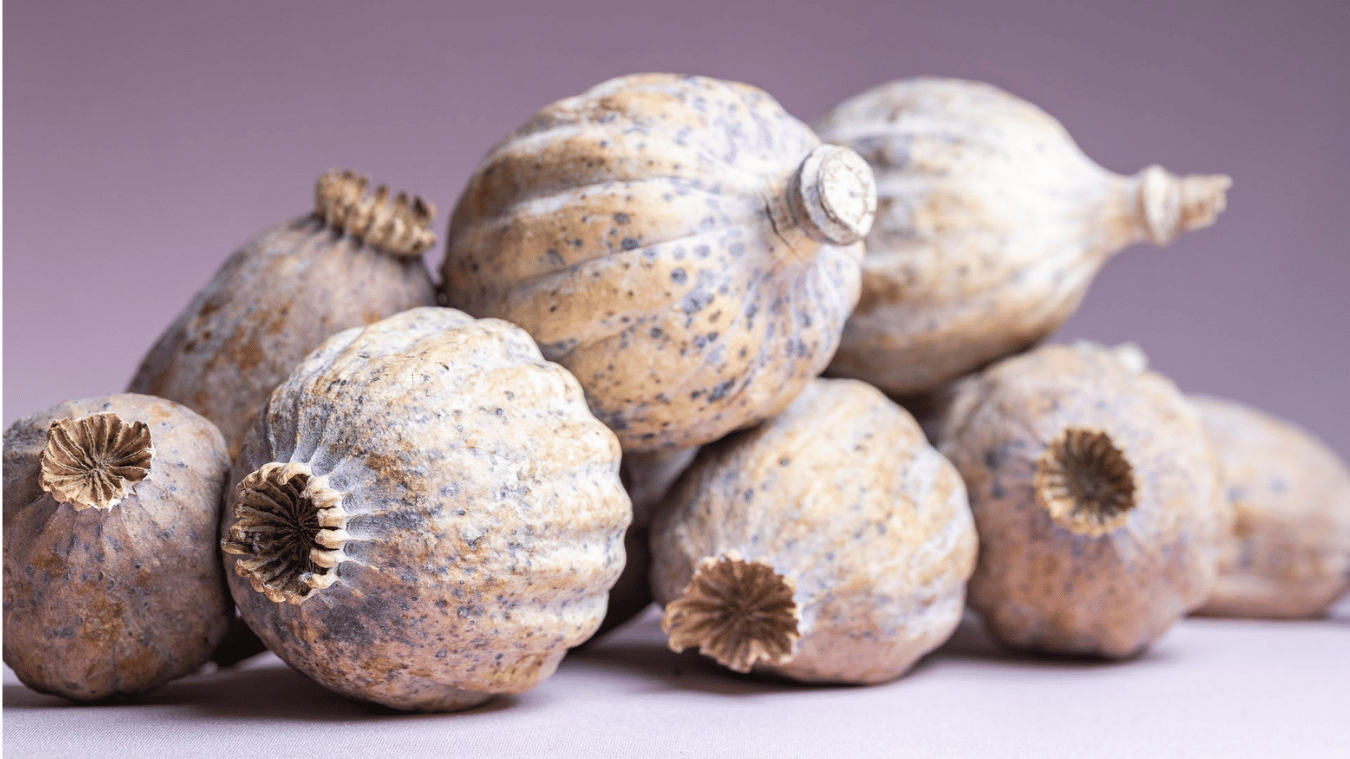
[651,379,977,683]
[939,342,1228,658]
[129,169,438,457]
[220,307,629,712]
[442,73,875,452]
[1190,395,1350,618]
[817,77,1231,396]
[3,394,232,701]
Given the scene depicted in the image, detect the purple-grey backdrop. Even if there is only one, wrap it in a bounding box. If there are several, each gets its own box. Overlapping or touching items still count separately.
[5,0,1347,461]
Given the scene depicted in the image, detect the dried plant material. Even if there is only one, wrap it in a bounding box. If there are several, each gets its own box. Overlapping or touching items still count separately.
[221,461,351,604]
[442,73,874,452]
[939,342,1229,658]
[39,413,153,511]
[3,394,232,702]
[651,379,977,684]
[1191,395,1350,618]
[1035,428,1137,537]
[817,77,1231,396]
[663,552,800,673]
[221,308,629,712]
[128,169,437,457]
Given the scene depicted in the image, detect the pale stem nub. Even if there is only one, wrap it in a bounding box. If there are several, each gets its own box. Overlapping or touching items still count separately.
[39,413,154,511]
[662,550,801,673]
[221,461,352,604]
[1134,165,1232,245]
[787,145,878,246]
[1035,428,1138,536]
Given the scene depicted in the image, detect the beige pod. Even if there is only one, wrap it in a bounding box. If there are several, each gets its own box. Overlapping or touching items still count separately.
[129,169,438,457]
[593,446,700,639]
[442,72,876,452]
[1190,395,1350,618]
[650,378,977,683]
[816,77,1231,396]
[939,342,1229,657]
[219,307,630,712]
[2,394,232,701]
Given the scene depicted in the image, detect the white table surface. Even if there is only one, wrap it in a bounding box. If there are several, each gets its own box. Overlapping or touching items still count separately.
[5,601,1348,759]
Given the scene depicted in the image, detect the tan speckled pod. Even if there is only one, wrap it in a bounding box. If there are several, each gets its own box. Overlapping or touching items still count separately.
[817,78,1231,395]
[129,169,438,457]
[939,342,1228,658]
[3,394,232,701]
[442,73,876,452]
[650,379,977,683]
[1190,395,1350,618]
[220,307,629,712]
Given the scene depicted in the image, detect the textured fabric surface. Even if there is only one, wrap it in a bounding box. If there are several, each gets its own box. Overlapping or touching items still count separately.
[5,604,1348,758]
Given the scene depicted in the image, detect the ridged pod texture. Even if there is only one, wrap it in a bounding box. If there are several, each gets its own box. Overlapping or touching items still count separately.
[1190,395,1350,618]
[939,343,1229,657]
[221,307,629,712]
[817,77,1230,395]
[3,394,232,701]
[442,73,868,452]
[130,179,437,457]
[650,379,977,684]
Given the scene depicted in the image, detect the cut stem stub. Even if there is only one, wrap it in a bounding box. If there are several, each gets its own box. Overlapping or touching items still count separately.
[39,413,154,511]
[1035,427,1138,536]
[1134,165,1232,246]
[662,550,800,673]
[788,144,877,246]
[221,461,353,605]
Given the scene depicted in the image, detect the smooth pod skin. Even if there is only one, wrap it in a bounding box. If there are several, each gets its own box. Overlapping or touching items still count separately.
[651,379,977,683]
[817,77,1231,396]
[442,73,874,452]
[939,343,1229,658]
[220,307,629,712]
[1190,394,1350,618]
[129,170,438,457]
[3,394,232,701]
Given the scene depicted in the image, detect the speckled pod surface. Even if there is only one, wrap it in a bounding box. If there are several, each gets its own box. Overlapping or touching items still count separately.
[220,307,629,712]
[939,343,1228,658]
[129,170,438,457]
[650,378,977,683]
[442,73,875,452]
[817,77,1231,395]
[1190,395,1350,618]
[3,394,232,701]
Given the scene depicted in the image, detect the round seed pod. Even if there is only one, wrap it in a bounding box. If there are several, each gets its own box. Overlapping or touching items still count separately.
[939,342,1228,658]
[650,378,977,683]
[1190,394,1350,618]
[2,394,232,701]
[129,169,438,457]
[219,307,629,712]
[816,77,1231,396]
[441,73,876,452]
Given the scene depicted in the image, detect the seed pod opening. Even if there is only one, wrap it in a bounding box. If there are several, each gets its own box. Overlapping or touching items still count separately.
[1035,428,1138,537]
[39,413,154,511]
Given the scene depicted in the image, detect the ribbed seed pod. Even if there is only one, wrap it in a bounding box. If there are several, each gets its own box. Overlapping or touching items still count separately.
[651,379,977,683]
[442,73,875,452]
[220,307,629,712]
[939,342,1229,657]
[1190,395,1350,618]
[3,394,232,701]
[129,169,438,457]
[817,77,1231,395]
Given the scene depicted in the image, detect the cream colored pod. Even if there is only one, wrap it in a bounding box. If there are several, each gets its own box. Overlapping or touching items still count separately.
[650,378,977,683]
[129,169,438,457]
[1190,395,1350,618]
[219,307,630,712]
[816,77,1231,396]
[939,342,1229,657]
[442,73,876,452]
[3,394,232,701]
